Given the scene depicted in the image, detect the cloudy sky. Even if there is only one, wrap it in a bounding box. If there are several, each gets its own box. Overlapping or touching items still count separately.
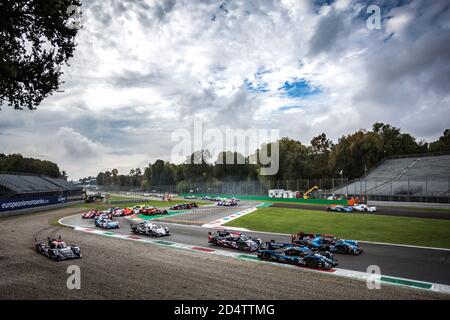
[1,0,449,180]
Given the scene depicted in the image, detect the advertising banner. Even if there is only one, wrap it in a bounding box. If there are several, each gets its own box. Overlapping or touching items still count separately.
[0,194,81,213]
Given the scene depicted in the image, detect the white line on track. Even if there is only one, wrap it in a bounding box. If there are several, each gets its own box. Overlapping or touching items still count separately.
[69,224,450,295]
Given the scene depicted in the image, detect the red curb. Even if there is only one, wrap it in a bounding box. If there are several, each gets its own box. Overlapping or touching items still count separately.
[127,236,142,240]
[296,265,337,273]
[191,246,215,252]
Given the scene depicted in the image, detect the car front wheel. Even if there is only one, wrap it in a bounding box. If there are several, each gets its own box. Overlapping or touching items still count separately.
[262,252,272,260]
[305,258,318,268]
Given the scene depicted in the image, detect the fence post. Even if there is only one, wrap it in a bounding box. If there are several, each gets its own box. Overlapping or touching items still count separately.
[407,178,410,202]
[390,180,393,201]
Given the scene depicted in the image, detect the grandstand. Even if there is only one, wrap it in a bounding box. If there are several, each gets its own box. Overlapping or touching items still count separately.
[0,172,83,213]
[332,154,450,202]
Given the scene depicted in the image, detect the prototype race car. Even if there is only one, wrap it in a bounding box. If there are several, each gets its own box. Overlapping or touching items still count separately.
[139,206,168,215]
[81,210,100,219]
[292,232,363,255]
[352,204,377,212]
[122,207,134,216]
[110,208,124,217]
[131,221,171,237]
[217,199,238,206]
[95,216,119,229]
[170,202,198,210]
[132,205,146,214]
[326,205,353,212]
[257,245,337,269]
[35,237,82,261]
[184,195,197,199]
[208,230,262,252]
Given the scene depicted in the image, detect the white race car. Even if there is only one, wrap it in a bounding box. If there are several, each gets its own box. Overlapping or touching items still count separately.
[131,221,171,237]
[351,204,377,212]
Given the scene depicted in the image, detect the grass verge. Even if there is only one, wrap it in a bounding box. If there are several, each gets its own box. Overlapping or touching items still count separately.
[225,207,450,248]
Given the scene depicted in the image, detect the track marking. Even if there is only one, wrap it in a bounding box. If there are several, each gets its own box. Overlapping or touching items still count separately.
[202,207,258,228]
[71,225,450,295]
[59,215,450,251]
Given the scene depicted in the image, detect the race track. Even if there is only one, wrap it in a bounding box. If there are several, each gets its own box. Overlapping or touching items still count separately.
[61,211,450,286]
[0,203,449,300]
[271,202,450,220]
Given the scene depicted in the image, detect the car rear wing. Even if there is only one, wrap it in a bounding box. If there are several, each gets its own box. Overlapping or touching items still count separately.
[264,241,292,250]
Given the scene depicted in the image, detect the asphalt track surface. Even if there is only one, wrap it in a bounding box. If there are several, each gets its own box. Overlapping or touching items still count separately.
[271,202,450,220]
[0,205,447,299]
[62,212,450,287]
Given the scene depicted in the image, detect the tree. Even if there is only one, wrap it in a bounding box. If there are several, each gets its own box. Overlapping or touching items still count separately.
[372,123,420,156]
[328,130,383,179]
[96,172,105,186]
[0,153,61,177]
[429,129,450,152]
[111,168,118,185]
[310,133,333,177]
[0,0,81,110]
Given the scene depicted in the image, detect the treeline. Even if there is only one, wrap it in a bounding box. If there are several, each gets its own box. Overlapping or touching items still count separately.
[0,154,64,178]
[92,123,450,189]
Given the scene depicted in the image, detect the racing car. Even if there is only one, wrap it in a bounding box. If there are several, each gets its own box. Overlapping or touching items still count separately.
[257,245,337,269]
[95,216,120,229]
[81,210,100,219]
[131,221,171,237]
[35,236,82,261]
[134,205,147,214]
[140,206,168,215]
[208,230,262,252]
[170,202,198,210]
[351,204,377,212]
[111,208,125,217]
[184,195,197,199]
[122,207,134,216]
[326,205,353,212]
[217,198,238,206]
[292,232,363,255]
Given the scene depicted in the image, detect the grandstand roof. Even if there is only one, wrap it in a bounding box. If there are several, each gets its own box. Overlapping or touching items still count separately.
[0,173,81,194]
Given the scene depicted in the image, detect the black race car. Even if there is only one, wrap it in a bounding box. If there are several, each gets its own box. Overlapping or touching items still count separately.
[257,245,338,269]
[291,232,363,255]
[170,202,198,210]
[208,230,262,252]
[35,237,82,261]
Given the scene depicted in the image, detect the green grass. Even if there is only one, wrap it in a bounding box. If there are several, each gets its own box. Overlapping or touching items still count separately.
[391,206,450,213]
[266,199,329,205]
[225,207,450,249]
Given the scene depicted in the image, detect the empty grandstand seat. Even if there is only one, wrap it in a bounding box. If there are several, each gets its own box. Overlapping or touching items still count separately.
[332,155,450,196]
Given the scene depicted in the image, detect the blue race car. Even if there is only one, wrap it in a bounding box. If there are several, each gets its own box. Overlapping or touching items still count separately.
[326,205,353,212]
[292,232,362,255]
[95,216,119,229]
[257,245,338,269]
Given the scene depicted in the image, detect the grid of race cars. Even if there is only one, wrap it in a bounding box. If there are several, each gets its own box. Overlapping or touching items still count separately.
[37,197,366,269]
